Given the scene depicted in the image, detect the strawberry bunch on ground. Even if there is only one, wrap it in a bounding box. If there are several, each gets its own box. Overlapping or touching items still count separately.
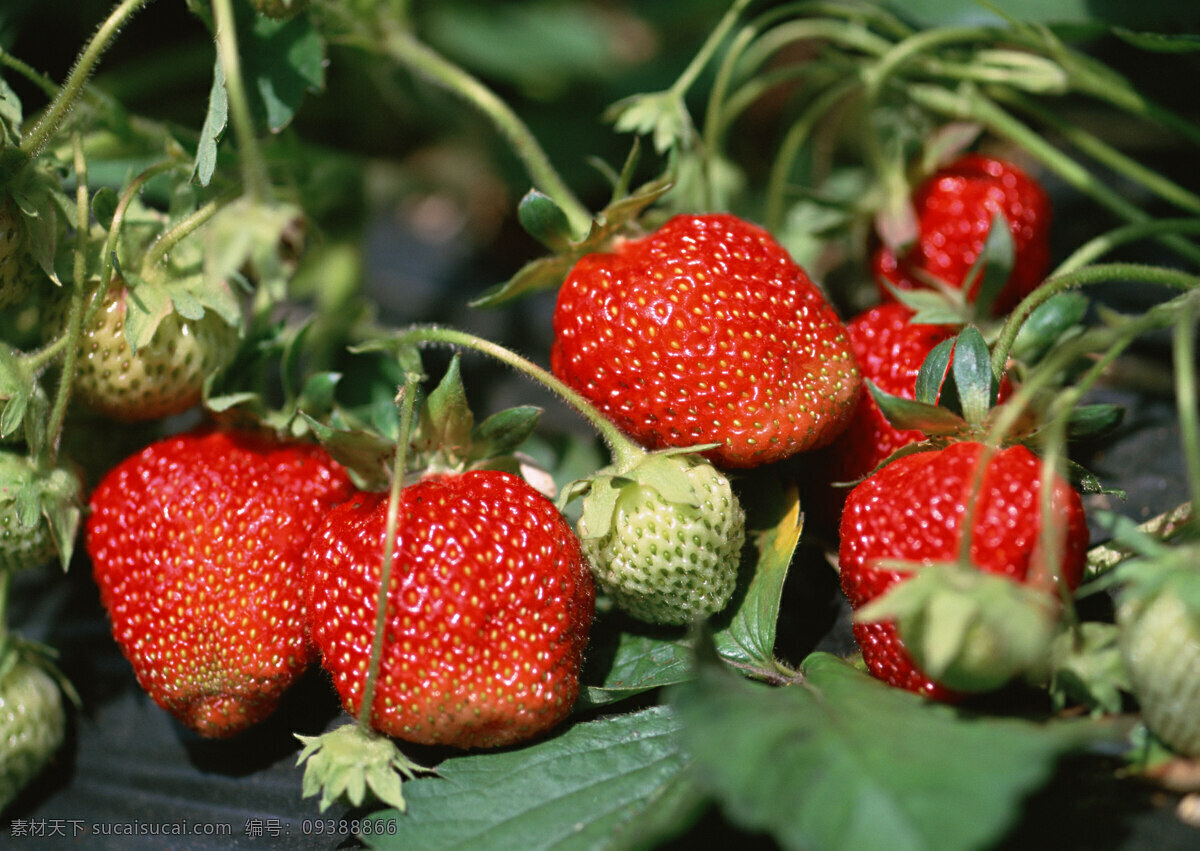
[85,428,355,737]
[551,212,861,468]
[873,154,1052,316]
[304,469,595,749]
[839,441,1089,699]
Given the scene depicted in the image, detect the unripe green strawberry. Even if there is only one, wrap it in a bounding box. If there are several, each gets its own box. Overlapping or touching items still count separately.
[576,451,745,625]
[0,451,82,574]
[1117,550,1200,757]
[45,278,239,422]
[0,655,67,812]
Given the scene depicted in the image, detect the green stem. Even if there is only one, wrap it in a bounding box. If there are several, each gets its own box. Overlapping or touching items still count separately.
[995,89,1200,216]
[764,77,861,232]
[393,325,645,469]
[378,22,591,238]
[1173,298,1200,511]
[668,0,755,101]
[1053,219,1200,276]
[20,0,155,158]
[45,134,93,466]
[906,83,1200,269]
[211,0,271,202]
[139,192,233,278]
[358,371,422,729]
[94,161,178,313]
[991,262,1200,377]
[0,50,59,101]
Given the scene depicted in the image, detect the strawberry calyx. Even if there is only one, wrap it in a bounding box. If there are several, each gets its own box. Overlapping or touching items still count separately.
[855,559,1062,693]
[294,723,427,814]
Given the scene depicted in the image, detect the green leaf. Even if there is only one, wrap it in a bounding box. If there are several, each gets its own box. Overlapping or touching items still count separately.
[577,627,693,710]
[1114,28,1200,53]
[517,190,574,250]
[1064,403,1125,439]
[712,474,802,669]
[671,648,1117,851]
[193,59,227,187]
[240,2,326,133]
[360,705,694,851]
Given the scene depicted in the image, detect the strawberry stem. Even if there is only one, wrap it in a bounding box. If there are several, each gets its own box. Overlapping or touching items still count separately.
[139,190,236,280]
[393,325,646,470]
[1173,298,1200,512]
[373,20,592,239]
[990,263,1200,379]
[44,133,93,467]
[18,0,156,159]
[358,370,423,729]
[211,0,272,203]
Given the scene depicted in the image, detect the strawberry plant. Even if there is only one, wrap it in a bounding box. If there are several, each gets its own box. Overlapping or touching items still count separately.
[4,0,1200,847]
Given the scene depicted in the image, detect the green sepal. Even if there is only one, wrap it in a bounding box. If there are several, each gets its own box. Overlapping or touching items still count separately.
[606,88,694,154]
[1064,403,1125,440]
[949,326,999,425]
[518,190,574,251]
[1049,622,1129,715]
[471,177,672,308]
[914,337,954,405]
[412,354,473,460]
[300,413,395,492]
[856,561,1061,692]
[1011,292,1090,364]
[294,724,427,814]
[465,406,542,465]
[867,379,968,436]
[966,210,1015,317]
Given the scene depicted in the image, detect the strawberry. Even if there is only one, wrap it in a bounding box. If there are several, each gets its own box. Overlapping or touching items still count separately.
[873,154,1052,315]
[575,450,744,625]
[839,441,1088,698]
[85,429,355,737]
[550,213,860,468]
[0,652,67,812]
[303,470,594,749]
[44,277,239,422]
[1116,547,1200,757]
[806,304,1012,529]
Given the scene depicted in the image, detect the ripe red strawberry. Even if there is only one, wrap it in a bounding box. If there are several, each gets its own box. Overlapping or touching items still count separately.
[873,154,1052,315]
[551,213,860,468]
[45,278,239,422]
[304,470,594,749]
[86,429,355,737]
[839,441,1087,699]
[806,303,1011,529]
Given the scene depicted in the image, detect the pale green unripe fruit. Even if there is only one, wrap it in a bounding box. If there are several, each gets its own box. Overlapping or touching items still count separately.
[1118,587,1200,757]
[577,453,744,626]
[0,658,67,811]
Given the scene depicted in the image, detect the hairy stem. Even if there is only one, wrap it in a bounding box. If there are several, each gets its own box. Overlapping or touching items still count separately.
[211,0,271,201]
[358,371,423,729]
[378,22,591,238]
[20,0,155,158]
[393,325,645,469]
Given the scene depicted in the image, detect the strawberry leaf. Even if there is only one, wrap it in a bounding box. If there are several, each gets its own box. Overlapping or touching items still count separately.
[670,645,1117,851]
[577,628,692,710]
[713,473,802,671]
[1064,403,1125,439]
[358,705,697,850]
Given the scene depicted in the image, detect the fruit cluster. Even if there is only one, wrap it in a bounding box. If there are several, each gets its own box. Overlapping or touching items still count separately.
[3,2,1199,844]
